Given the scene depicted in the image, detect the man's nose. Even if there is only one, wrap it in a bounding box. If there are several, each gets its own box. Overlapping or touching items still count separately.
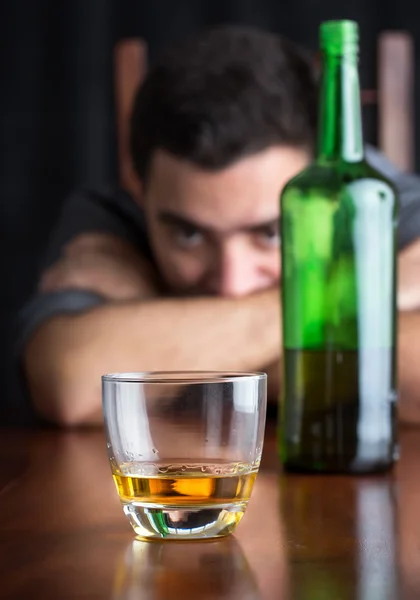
[217,240,257,298]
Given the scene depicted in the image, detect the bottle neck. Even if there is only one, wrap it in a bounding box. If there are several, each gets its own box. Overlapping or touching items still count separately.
[316,52,364,163]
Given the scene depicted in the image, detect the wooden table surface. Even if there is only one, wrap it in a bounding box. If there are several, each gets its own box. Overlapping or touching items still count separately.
[1,423,420,599]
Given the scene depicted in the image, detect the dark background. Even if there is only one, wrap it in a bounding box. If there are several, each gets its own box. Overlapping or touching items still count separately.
[1,0,418,420]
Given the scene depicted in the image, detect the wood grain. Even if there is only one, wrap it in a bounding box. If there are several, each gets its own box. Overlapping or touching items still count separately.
[0,423,419,599]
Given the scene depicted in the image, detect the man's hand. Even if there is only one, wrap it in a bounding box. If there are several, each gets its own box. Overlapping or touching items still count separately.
[39,233,161,301]
[398,239,420,311]
[394,237,420,423]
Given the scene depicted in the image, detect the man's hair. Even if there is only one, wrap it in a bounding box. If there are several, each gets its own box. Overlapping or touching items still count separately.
[130,25,317,179]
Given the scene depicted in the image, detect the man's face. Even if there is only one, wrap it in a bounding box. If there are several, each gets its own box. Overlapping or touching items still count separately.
[142,146,310,298]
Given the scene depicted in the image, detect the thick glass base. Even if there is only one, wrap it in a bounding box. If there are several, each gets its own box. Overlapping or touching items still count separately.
[123,501,247,540]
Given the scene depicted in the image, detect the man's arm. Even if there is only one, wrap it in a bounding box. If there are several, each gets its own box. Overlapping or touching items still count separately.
[396,238,420,423]
[22,232,280,426]
[23,228,420,426]
[398,311,420,423]
[39,232,161,301]
[24,289,280,426]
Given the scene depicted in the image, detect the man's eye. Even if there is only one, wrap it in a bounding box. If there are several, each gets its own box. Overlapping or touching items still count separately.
[255,226,280,248]
[173,226,204,248]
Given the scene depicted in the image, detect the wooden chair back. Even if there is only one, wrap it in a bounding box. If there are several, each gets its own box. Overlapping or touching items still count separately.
[377,31,414,172]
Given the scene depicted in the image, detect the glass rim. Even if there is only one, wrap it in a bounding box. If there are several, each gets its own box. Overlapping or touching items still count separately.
[102,370,267,385]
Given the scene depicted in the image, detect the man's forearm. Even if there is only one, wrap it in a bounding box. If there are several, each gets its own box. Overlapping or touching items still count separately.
[24,290,281,426]
[398,311,420,424]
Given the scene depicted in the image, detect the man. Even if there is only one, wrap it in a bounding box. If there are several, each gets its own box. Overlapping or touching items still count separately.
[19,25,420,426]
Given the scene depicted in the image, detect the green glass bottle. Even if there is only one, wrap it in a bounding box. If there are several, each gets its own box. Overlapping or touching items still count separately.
[279,20,399,473]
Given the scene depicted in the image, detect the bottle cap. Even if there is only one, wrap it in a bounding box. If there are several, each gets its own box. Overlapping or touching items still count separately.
[320,20,359,54]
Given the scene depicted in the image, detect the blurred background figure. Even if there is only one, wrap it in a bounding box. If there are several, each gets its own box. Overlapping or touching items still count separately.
[2,0,420,425]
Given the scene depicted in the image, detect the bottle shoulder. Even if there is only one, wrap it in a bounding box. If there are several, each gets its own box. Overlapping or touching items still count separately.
[282,159,399,207]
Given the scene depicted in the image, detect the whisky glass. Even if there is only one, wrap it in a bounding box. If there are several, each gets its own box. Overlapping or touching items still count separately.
[102,371,267,540]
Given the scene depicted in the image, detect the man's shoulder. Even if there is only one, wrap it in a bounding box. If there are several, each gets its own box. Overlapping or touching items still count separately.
[365,145,420,250]
[365,144,400,180]
[43,185,152,269]
[15,186,154,375]
[62,185,147,238]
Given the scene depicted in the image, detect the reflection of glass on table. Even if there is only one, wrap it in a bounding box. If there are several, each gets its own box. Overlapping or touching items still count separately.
[112,537,262,600]
[102,371,267,540]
